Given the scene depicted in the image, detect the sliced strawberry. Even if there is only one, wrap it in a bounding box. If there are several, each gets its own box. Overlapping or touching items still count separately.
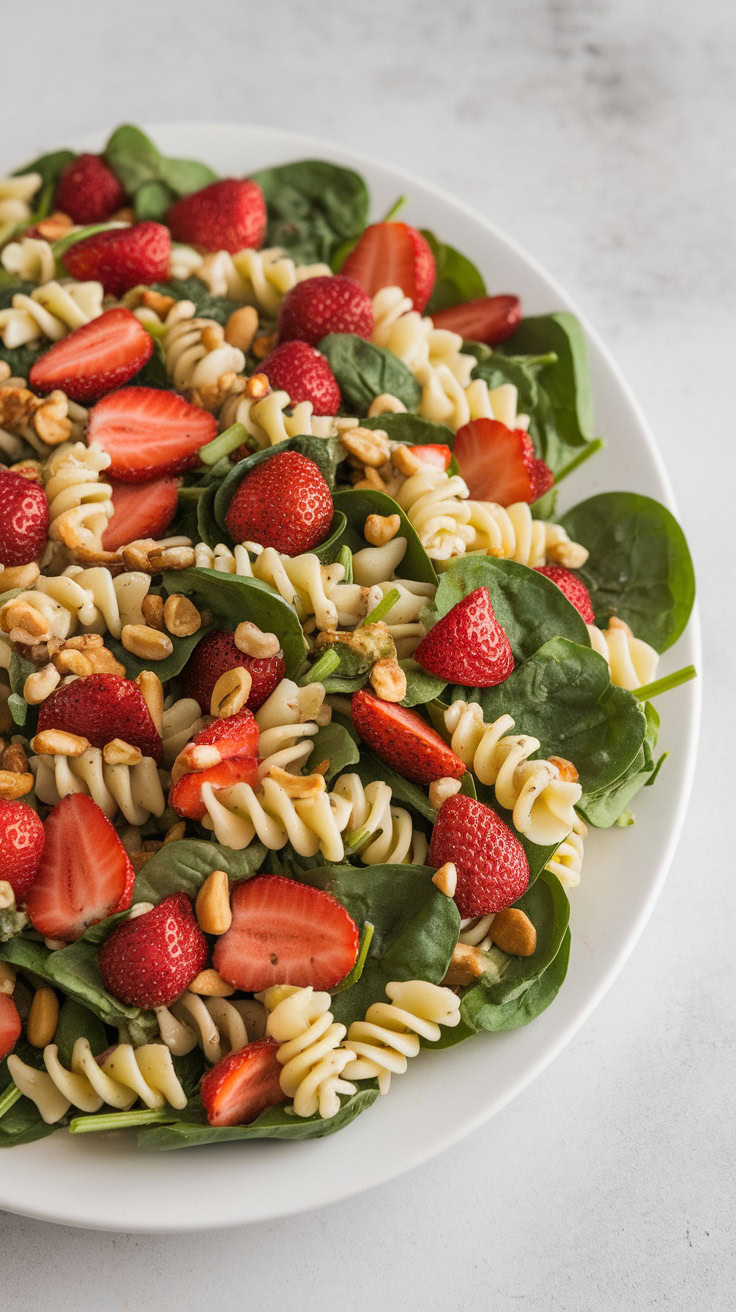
[63,222,171,297]
[28,308,153,404]
[213,876,359,992]
[351,689,466,786]
[408,443,452,472]
[38,673,163,763]
[102,475,180,551]
[26,794,135,941]
[169,757,260,822]
[530,457,555,502]
[431,295,521,344]
[415,587,514,687]
[88,386,217,482]
[98,892,207,1008]
[342,222,436,311]
[0,993,22,1063]
[0,470,49,566]
[176,708,259,772]
[201,1039,286,1127]
[454,418,554,506]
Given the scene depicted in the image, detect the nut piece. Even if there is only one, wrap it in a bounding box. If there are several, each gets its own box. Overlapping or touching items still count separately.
[431,861,458,898]
[121,624,174,661]
[34,392,73,445]
[233,620,280,659]
[103,739,143,766]
[391,443,421,477]
[210,666,252,718]
[368,393,407,417]
[200,323,224,352]
[163,593,201,638]
[141,594,165,630]
[195,869,232,936]
[24,663,61,704]
[0,600,49,639]
[9,458,44,482]
[0,770,33,799]
[31,729,90,757]
[548,756,579,783]
[429,776,463,809]
[141,288,175,317]
[0,880,16,910]
[341,425,391,467]
[442,942,488,989]
[84,645,126,676]
[267,765,326,798]
[352,467,385,492]
[252,333,275,360]
[1,742,28,774]
[188,968,235,998]
[147,546,195,572]
[27,986,59,1048]
[52,648,93,677]
[63,633,104,651]
[224,306,258,353]
[0,562,40,591]
[369,657,407,703]
[0,960,16,994]
[364,512,400,546]
[489,908,537,957]
[135,670,164,735]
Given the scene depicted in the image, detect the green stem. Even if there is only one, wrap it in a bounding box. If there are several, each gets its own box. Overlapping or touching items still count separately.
[633,665,697,701]
[0,1084,22,1119]
[69,1108,172,1135]
[177,485,204,502]
[345,824,370,853]
[299,648,341,686]
[53,221,128,267]
[381,196,407,222]
[337,544,353,585]
[361,587,400,627]
[198,422,246,466]
[333,922,375,992]
[553,438,605,485]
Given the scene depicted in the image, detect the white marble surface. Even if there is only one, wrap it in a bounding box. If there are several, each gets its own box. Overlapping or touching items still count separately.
[1,0,733,1306]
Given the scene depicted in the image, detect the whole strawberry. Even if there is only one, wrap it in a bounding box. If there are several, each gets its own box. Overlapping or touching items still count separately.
[63,222,170,296]
[0,471,49,566]
[277,275,374,345]
[98,892,208,1008]
[415,587,513,687]
[183,630,285,714]
[535,565,595,624]
[429,794,529,916]
[0,800,45,903]
[342,221,436,312]
[38,673,163,762]
[262,340,340,415]
[351,688,466,786]
[168,178,266,253]
[55,153,126,223]
[224,450,333,555]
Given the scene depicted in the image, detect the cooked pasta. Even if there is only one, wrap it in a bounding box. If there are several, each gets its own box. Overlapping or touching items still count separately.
[465,500,590,568]
[42,441,114,552]
[342,981,461,1094]
[197,540,345,631]
[1,567,151,643]
[545,812,587,888]
[156,992,266,1064]
[255,678,331,777]
[7,1040,187,1124]
[444,701,582,846]
[587,618,659,691]
[1,234,56,283]
[169,244,206,280]
[458,914,496,950]
[218,385,349,450]
[162,696,211,766]
[195,246,332,315]
[262,985,357,1119]
[395,465,475,560]
[331,773,428,864]
[30,745,166,825]
[162,314,245,393]
[0,280,104,349]
[0,172,41,241]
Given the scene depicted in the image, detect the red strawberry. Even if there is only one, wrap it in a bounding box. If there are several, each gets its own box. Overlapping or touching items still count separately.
[101,475,180,551]
[201,1038,286,1127]
[415,587,513,687]
[277,274,374,345]
[0,471,49,566]
[351,689,465,786]
[176,708,259,772]
[342,222,436,312]
[214,876,359,992]
[429,794,529,916]
[29,308,153,404]
[432,295,521,345]
[88,386,217,482]
[535,565,595,624]
[182,629,285,714]
[63,222,170,297]
[408,443,452,472]
[169,757,260,822]
[26,795,135,941]
[262,340,340,416]
[98,892,207,1008]
[454,418,553,505]
[224,450,333,555]
[0,994,22,1063]
[0,800,45,903]
[54,153,126,224]
[38,673,163,763]
[167,178,266,253]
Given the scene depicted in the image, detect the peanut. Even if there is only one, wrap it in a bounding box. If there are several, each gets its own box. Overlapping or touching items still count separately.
[369,657,407,703]
[200,323,224,352]
[244,371,270,399]
[210,666,252,718]
[52,648,93,677]
[121,624,174,661]
[141,594,165,630]
[103,739,143,766]
[429,776,463,809]
[84,646,126,676]
[135,670,164,735]
[367,393,407,417]
[352,467,385,491]
[233,620,280,659]
[0,771,33,799]
[252,333,275,360]
[0,961,16,994]
[224,306,258,354]
[163,821,186,844]
[163,593,201,638]
[489,908,537,957]
[548,756,579,783]
[1,742,28,774]
[31,729,90,757]
[391,443,421,477]
[27,986,59,1048]
[195,869,232,935]
[431,862,458,898]
[442,943,488,988]
[0,600,49,639]
[188,968,235,998]
[341,426,391,467]
[24,663,61,704]
[364,512,400,546]
[141,289,175,317]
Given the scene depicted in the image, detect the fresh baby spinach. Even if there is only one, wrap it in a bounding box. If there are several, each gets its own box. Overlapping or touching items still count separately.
[0,339,46,378]
[137,1086,379,1149]
[399,658,448,708]
[304,721,360,782]
[579,701,666,828]
[332,487,438,586]
[103,125,217,221]
[352,750,437,823]
[421,230,487,313]
[559,491,696,652]
[213,435,345,530]
[362,412,456,448]
[12,148,76,221]
[107,624,212,683]
[318,333,422,414]
[54,998,108,1067]
[250,159,370,264]
[132,839,268,905]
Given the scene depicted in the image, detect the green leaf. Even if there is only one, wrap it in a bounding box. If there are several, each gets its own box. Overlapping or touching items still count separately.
[399,659,447,708]
[579,701,664,827]
[107,624,211,683]
[499,313,595,473]
[129,334,170,388]
[134,180,175,221]
[332,487,438,586]
[319,333,422,414]
[13,148,76,188]
[559,491,696,652]
[149,277,240,326]
[213,435,345,529]
[54,998,108,1067]
[0,339,47,378]
[158,157,218,197]
[250,159,370,264]
[305,721,360,782]
[421,230,486,313]
[138,1087,378,1149]
[132,839,268,904]
[104,124,164,192]
[351,748,437,822]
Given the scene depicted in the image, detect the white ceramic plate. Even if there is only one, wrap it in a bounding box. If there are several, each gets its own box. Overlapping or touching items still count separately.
[0,123,700,1232]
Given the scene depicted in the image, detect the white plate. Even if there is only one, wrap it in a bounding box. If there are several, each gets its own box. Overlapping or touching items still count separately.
[0,123,700,1232]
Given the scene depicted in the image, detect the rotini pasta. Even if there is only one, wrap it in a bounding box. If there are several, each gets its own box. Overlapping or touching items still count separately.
[545,812,587,888]
[162,696,211,766]
[342,981,461,1094]
[30,745,166,825]
[42,441,114,552]
[1,234,57,284]
[195,246,332,315]
[162,314,246,393]
[218,385,350,450]
[194,540,345,631]
[587,618,659,691]
[1,567,151,643]
[395,465,475,560]
[7,1040,187,1124]
[0,172,41,241]
[0,280,104,350]
[169,244,207,280]
[255,678,331,776]
[331,773,429,864]
[458,914,496,950]
[156,991,266,1064]
[444,701,582,846]
[262,985,357,1119]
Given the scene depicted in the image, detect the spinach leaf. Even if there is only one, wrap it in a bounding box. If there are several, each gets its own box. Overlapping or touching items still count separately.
[579,701,665,827]
[474,637,647,794]
[138,1086,378,1149]
[399,658,447,708]
[362,412,456,448]
[250,160,369,264]
[103,125,217,214]
[149,277,240,326]
[351,749,437,822]
[559,491,696,652]
[332,488,438,586]
[54,998,108,1066]
[0,279,35,308]
[319,333,421,414]
[499,313,595,470]
[163,568,307,677]
[133,839,267,904]
[129,335,170,388]
[107,624,211,683]
[213,435,345,529]
[14,148,76,188]
[421,230,486,313]
[0,339,46,378]
[134,180,175,221]
[196,483,221,548]
[305,721,360,782]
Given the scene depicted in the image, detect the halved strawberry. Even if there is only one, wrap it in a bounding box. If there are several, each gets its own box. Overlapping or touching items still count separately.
[201,1039,286,1127]
[28,308,153,404]
[408,443,452,472]
[176,708,259,772]
[213,876,359,992]
[431,295,521,344]
[88,387,217,482]
[351,688,466,786]
[169,757,260,822]
[26,794,135,941]
[0,993,22,1063]
[102,475,180,551]
[454,418,553,506]
[535,565,595,623]
[342,222,436,312]
[38,673,163,763]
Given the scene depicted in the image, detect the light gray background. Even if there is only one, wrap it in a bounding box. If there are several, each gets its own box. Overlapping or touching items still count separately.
[1,1,733,1307]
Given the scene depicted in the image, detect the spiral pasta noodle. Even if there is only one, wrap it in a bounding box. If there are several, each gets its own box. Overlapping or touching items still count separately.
[42,441,114,552]
[1,567,151,644]
[162,314,246,393]
[342,981,461,1094]
[545,812,587,888]
[331,773,428,864]
[0,280,104,350]
[218,386,348,450]
[0,172,41,241]
[169,244,207,280]
[194,540,345,631]
[254,678,331,777]
[31,745,166,825]
[262,985,357,1119]
[395,465,474,560]
[444,701,582,846]
[587,618,658,691]
[7,1040,187,1124]
[156,992,266,1064]
[195,246,332,315]
[1,234,57,284]
[162,696,211,766]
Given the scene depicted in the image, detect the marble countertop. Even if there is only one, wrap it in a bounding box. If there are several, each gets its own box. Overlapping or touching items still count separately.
[2,0,732,1307]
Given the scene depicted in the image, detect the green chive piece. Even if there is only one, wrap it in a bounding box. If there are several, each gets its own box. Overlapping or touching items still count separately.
[553,438,605,485]
[198,422,247,466]
[633,664,697,702]
[337,544,353,585]
[361,587,400,627]
[0,1084,22,1119]
[334,922,375,992]
[69,1108,172,1134]
[381,196,408,222]
[299,648,341,686]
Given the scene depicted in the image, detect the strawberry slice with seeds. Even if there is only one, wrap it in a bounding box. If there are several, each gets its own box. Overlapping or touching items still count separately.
[351,688,466,786]
[201,1039,286,1127]
[102,475,181,551]
[408,443,452,472]
[176,709,259,772]
[342,222,436,311]
[0,993,22,1062]
[38,673,163,763]
[98,892,207,1008]
[26,794,135,941]
[88,386,217,482]
[454,418,553,506]
[432,295,521,345]
[29,308,153,404]
[63,222,171,297]
[213,876,360,992]
[415,587,514,687]
[169,757,260,822]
